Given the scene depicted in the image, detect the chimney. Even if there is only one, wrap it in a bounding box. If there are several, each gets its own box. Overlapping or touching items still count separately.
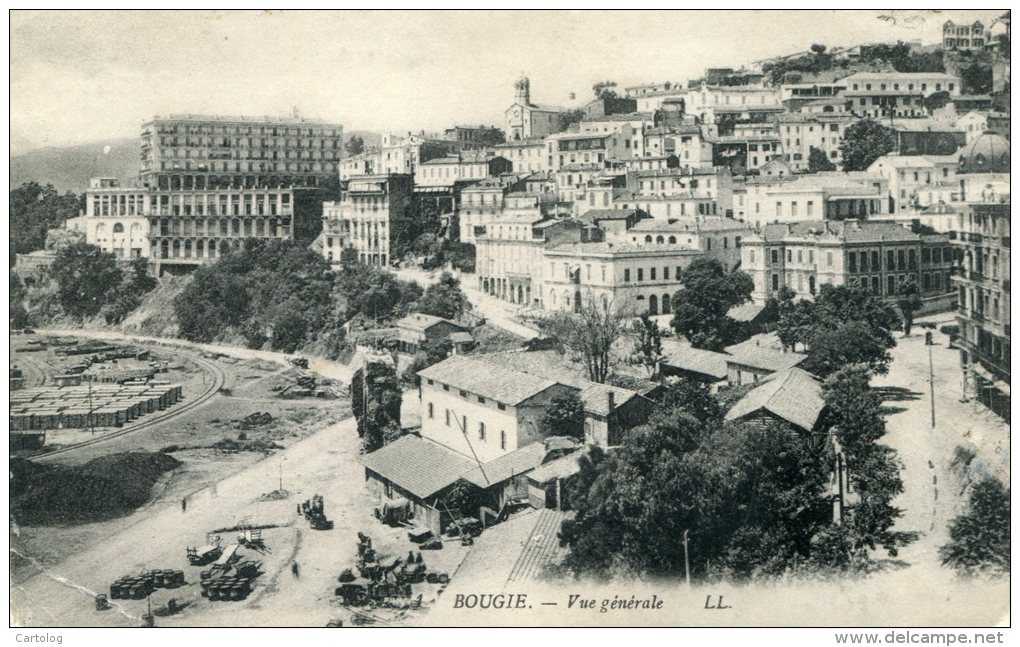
[607,390,615,412]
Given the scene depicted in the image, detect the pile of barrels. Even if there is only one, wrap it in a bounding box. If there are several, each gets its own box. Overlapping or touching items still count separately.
[199,561,260,602]
[110,569,184,600]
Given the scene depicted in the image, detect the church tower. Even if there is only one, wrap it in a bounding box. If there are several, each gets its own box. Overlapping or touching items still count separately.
[514,76,531,106]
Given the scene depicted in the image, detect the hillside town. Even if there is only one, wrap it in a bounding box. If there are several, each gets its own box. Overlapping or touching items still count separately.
[9,11,1011,629]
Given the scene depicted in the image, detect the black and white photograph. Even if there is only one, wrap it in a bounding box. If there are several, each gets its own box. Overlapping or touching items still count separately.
[7,7,1011,636]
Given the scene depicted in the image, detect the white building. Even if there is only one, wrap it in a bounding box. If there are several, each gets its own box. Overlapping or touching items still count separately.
[739,173,886,228]
[867,154,959,214]
[542,241,703,315]
[506,77,564,141]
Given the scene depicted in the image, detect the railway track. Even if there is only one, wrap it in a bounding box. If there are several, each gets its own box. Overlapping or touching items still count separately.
[33,352,228,462]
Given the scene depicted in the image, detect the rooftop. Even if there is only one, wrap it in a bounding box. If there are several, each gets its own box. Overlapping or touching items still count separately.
[660,341,729,380]
[545,241,704,256]
[360,434,476,499]
[460,441,550,488]
[724,367,826,432]
[630,217,751,233]
[755,220,920,244]
[418,354,561,406]
[723,341,806,373]
[395,312,465,333]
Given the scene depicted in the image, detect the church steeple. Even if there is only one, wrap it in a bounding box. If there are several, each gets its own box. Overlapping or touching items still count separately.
[514,76,531,106]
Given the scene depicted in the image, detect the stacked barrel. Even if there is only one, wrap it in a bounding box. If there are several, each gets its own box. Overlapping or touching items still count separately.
[109,569,184,600]
[199,561,261,602]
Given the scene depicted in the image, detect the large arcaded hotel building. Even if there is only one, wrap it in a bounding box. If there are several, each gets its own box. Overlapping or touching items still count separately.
[68,113,344,270]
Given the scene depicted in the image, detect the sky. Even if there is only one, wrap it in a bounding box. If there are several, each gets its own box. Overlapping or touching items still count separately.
[9,9,1007,155]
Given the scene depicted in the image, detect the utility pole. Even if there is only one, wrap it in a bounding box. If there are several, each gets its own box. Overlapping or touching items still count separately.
[928,343,936,429]
[682,529,691,589]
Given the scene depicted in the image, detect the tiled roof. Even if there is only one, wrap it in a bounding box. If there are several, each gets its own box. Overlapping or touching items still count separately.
[579,208,641,220]
[418,354,561,406]
[360,434,476,499]
[579,383,642,416]
[660,340,729,380]
[527,452,583,484]
[727,303,767,323]
[724,343,806,373]
[724,367,825,432]
[546,241,703,256]
[757,220,921,244]
[460,442,549,488]
[630,217,750,233]
[396,312,464,333]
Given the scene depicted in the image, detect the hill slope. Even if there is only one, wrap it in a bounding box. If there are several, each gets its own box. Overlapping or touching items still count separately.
[10,138,139,194]
[10,130,381,194]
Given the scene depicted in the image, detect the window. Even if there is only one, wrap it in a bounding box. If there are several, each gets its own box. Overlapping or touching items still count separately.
[848,251,857,272]
[637,268,644,281]
[771,250,779,265]
[497,403,506,411]
[807,201,814,217]
[479,422,486,440]
[500,430,507,450]
[650,267,657,280]
[887,250,895,269]
[459,389,468,397]
[624,269,631,282]
[772,273,779,291]
[428,402,434,419]
[663,266,670,280]
[786,249,792,262]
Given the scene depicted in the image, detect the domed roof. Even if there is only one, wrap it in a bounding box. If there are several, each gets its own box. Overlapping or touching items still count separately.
[958,132,1010,174]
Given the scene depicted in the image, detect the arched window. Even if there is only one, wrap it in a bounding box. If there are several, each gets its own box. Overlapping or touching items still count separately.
[662,294,671,314]
[656,236,665,243]
[649,294,659,315]
[644,235,652,243]
[112,223,125,233]
[668,236,676,244]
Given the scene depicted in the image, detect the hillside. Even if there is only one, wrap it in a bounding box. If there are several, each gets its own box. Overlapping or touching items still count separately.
[10,130,381,194]
[10,137,139,194]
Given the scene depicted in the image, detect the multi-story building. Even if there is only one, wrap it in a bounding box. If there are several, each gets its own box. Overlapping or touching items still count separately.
[140,113,343,190]
[613,166,734,218]
[774,113,857,172]
[577,113,655,135]
[494,138,548,175]
[70,178,150,259]
[339,132,464,180]
[475,217,586,309]
[741,220,957,306]
[506,77,564,141]
[542,241,703,315]
[840,72,962,98]
[739,173,886,228]
[867,154,959,214]
[413,153,513,189]
[642,125,713,168]
[457,174,529,244]
[74,180,328,268]
[545,126,643,172]
[320,173,414,268]
[706,132,784,175]
[626,216,754,270]
[951,132,1010,418]
[943,20,989,51]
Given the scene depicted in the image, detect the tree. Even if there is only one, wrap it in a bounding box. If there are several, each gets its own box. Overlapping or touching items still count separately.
[940,478,1010,576]
[50,242,123,320]
[923,90,952,113]
[807,146,836,173]
[558,108,585,131]
[10,272,33,329]
[670,259,753,351]
[539,294,627,384]
[475,126,506,147]
[415,271,470,320]
[345,135,365,156]
[896,276,922,336]
[592,80,619,100]
[959,62,992,95]
[401,338,453,389]
[541,391,586,441]
[175,266,251,342]
[10,182,81,255]
[630,313,663,377]
[810,43,827,55]
[779,284,900,376]
[839,120,897,172]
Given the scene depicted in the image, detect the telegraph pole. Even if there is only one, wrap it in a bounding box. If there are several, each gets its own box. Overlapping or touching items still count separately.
[929,344,936,429]
[682,529,691,588]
